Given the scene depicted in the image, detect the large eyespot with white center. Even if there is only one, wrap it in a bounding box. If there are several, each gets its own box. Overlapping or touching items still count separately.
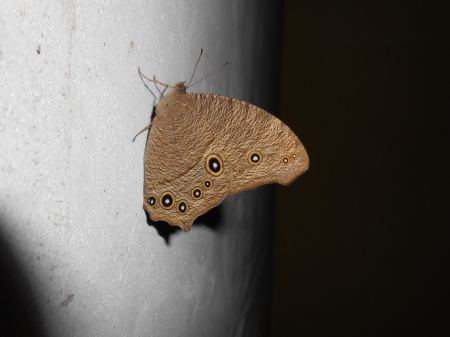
[146,194,157,207]
[248,151,262,165]
[191,187,203,200]
[203,179,213,190]
[160,192,175,209]
[176,200,189,215]
[282,156,290,165]
[206,154,223,176]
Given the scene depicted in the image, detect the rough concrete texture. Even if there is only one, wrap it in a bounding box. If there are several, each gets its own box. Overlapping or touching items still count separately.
[0,0,281,336]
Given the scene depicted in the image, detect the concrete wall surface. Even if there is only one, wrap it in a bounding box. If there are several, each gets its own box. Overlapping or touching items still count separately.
[0,0,282,336]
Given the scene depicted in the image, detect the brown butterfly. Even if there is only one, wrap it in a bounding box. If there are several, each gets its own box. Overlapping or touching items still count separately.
[135,52,309,231]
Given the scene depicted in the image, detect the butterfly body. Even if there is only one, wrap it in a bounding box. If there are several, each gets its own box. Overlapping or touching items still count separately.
[142,81,309,231]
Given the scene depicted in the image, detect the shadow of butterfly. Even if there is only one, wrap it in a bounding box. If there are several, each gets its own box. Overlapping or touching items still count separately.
[135,57,309,232]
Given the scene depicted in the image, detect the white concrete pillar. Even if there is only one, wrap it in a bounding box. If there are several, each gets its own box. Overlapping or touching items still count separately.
[0,1,282,335]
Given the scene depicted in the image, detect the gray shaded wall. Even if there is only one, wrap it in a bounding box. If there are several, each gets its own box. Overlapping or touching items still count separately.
[0,0,282,336]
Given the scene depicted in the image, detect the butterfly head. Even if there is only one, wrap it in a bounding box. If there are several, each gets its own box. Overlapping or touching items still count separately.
[173,82,187,93]
[156,82,188,116]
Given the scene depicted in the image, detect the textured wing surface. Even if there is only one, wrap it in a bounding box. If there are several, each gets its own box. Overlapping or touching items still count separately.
[185,94,309,194]
[143,102,231,230]
[144,104,214,189]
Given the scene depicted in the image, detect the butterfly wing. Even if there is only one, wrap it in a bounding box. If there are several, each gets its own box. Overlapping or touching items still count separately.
[185,94,309,195]
[143,92,308,231]
[143,101,232,231]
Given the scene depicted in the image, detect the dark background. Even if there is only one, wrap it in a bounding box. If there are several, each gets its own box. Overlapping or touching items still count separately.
[272,1,449,336]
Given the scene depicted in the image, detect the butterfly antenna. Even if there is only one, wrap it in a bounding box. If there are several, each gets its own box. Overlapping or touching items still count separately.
[186,47,203,87]
[187,60,231,89]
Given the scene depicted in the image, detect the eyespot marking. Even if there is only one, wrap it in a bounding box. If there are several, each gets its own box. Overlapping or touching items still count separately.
[236,167,244,175]
[160,192,175,209]
[282,156,290,164]
[291,153,297,159]
[248,151,262,165]
[191,187,203,200]
[206,154,223,176]
[203,179,212,190]
[177,200,189,214]
[147,194,157,207]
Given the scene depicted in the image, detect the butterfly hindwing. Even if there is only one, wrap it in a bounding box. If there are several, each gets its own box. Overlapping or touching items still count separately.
[143,99,231,231]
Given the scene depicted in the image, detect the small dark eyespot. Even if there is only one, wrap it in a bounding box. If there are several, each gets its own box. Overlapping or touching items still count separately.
[206,154,223,176]
[282,156,290,164]
[177,200,189,214]
[203,179,213,190]
[236,168,244,175]
[147,194,157,207]
[248,151,262,165]
[191,187,203,200]
[160,192,175,209]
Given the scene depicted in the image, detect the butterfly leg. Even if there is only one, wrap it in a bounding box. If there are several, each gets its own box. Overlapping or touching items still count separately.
[132,121,154,142]
[149,75,169,101]
[152,75,162,96]
[138,67,173,103]
[158,83,168,101]
[138,68,172,89]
